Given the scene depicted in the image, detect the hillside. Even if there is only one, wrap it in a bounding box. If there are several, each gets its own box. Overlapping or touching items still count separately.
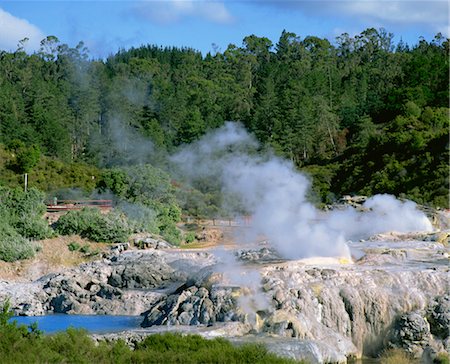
[0,29,448,207]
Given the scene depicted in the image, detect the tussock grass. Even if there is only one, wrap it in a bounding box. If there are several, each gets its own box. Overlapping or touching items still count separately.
[380,348,418,364]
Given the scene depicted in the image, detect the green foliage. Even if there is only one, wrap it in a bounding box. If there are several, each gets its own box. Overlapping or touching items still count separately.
[0,186,48,262]
[302,164,340,205]
[15,145,41,174]
[434,352,450,364]
[176,186,222,219]
[184,231,196,244]
[99,165,182,243]
[404,101,421,118]
[0,145,100,194]
[67,241,81,251]
[0,30,448,210]
[0,222,39,262]
[55,208,132,243]
[133,333,298,363]
[0,301,299,364]
[333,105,449,207]
[117,202,160,235]
[79,244,90,254]
[98,169,128,198]
[0,300,13,327]
[0,187,53,239]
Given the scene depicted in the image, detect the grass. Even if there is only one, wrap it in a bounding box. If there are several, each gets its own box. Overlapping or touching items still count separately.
[0,312,303,364]
[380,348,418,364]
[0,236,108,280]
[179,241,211,249]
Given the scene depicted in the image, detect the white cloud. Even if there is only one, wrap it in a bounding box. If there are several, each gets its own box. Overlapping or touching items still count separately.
[0,7,45,52]
[336,1,448,34]
[132,0,234,24]
[257,0,449,37]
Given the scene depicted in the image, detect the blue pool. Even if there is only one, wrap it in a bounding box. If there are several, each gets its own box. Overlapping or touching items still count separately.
[10,315,143,334]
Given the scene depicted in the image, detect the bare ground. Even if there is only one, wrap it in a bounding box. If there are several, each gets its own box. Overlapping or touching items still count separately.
[0,224,246,282]
[0,236,110,282]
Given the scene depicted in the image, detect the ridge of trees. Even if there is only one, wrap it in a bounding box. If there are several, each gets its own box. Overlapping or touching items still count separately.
[0,29,448,208]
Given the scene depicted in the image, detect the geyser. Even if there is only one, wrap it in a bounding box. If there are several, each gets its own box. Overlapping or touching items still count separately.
[172,122,433,259]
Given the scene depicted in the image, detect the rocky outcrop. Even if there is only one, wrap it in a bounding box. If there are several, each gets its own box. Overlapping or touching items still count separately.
[1,249,215,316]
[427,295,450,340]
[1,230,448,363]
[0,280,48,316]
[138,235,449,361]
[388,311,432,356]
[137,267,447,361]
[383,296,450,360]
[142,283,242,327]
[236,247,282,263]
[133,237,173,250]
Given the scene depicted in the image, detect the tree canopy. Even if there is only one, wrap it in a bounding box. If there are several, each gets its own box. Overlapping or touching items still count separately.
[0,29,448,208]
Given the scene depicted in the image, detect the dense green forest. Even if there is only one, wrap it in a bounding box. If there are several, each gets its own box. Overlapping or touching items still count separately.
[0,29,448,210]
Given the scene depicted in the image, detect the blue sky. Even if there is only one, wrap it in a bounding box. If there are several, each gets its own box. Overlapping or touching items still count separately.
[0,1,448,58]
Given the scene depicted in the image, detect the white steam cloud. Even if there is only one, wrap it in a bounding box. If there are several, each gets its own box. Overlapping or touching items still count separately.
[101,117,155,166]
[327,194,433,240]
[172,122,433,259]
[213,247,272,320]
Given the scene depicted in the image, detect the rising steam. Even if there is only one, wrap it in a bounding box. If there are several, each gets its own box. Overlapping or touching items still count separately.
[172,122,433,259]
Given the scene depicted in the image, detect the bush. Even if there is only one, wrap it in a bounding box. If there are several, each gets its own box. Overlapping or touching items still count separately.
[0,187,53,240]
[435,352,450,364]
[117,202,159,235]
[380,348,418,364]
[79,244,90,254]
[98,165,183,242]
[67,242,81,251]
[0,222,39,262]
[134,333,297,363]
[55,208,132,243]
[184,232,196,244]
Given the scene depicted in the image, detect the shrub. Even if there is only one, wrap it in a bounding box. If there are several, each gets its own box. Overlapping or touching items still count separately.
[184,232,196,244]
[117,202,160,235]
[380,348,418,364]
[0,222,39,262]
[67,242,81,252]
[159,223,181,245]
[98,164,183,241]
[0,187,53,240]
[79,244,90,254]
[134,333,298,363]
[435,352,450,364]
[14,215,53,241]
[55,208,132,243]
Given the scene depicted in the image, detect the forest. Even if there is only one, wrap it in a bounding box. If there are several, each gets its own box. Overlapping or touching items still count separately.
[0,28,448,216]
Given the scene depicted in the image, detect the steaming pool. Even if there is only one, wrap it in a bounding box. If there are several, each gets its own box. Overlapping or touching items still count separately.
[10,314,142,334]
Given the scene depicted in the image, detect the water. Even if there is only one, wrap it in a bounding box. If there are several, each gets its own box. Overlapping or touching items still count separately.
[10,314,143,334]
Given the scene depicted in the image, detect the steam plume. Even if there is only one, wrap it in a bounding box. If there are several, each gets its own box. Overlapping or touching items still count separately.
[172,122,433,259]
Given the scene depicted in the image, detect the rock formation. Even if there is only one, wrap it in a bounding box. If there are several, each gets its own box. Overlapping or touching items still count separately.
[1,230,448,363]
